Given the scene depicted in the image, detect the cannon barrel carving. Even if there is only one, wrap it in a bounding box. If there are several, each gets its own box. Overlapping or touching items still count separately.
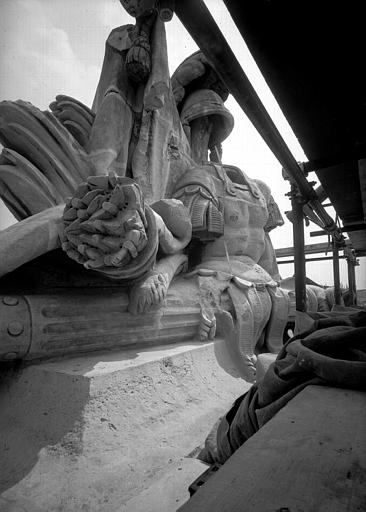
[0,289,201,362]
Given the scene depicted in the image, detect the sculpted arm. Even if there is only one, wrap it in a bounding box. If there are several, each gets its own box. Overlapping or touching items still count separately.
[254,179,284,282]
[257,232,281,283]
[128,198,192,315]
[0,205,64,278]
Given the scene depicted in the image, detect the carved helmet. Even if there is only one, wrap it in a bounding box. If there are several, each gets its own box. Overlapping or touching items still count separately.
[180,88,234,149]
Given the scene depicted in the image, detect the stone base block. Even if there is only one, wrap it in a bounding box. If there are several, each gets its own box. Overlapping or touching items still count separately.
[0,339,249,512]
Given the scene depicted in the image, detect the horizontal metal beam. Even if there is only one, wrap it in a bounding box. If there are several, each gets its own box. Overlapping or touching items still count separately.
[310,223,366,237]
[277,255,346,265]
[275,242,334,258]
[174,0,344,243]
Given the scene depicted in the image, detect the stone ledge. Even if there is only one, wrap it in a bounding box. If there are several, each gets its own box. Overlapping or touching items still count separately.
[0,339,250,511]
[118,458,208,512]
[178,385,366,511]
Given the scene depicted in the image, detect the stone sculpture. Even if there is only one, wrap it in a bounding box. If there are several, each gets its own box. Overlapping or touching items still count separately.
[168,78,289,381]
[0,2,289,381]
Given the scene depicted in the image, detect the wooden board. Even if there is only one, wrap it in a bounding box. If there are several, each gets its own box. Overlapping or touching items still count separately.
[178,385,366,511]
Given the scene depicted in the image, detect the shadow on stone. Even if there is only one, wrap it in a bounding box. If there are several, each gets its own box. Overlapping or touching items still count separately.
[0,362,91,493]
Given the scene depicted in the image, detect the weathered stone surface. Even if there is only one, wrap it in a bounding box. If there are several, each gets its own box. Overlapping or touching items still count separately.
[172,160,289,381]
[171,51,229,107]
[0,205,64,279]
[0,277,201,362]
[180,88,234,160]
[0,101,90,212]
[61,175,158,279]
[0,14,290,384]
[49,95,95,149]
[151,198,192,241]
[0,340,250,511]
[119,458,207,512]
[89,19,193,201]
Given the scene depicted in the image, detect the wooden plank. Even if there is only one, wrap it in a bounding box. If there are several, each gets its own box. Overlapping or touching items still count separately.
[178,386,366,512]
[275,242,341,258]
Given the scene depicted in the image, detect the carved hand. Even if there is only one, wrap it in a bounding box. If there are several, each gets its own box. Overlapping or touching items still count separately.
[61,174,154,279]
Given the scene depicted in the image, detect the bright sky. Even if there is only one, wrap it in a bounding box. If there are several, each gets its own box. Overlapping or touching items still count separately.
[0,0,365,287]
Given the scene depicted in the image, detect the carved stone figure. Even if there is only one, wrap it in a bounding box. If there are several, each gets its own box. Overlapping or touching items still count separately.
[0,5,289,382]
[165,78,289,381]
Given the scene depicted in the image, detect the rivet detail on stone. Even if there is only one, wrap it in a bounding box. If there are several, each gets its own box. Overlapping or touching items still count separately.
[3,297,19,306]
[7,321,24,336]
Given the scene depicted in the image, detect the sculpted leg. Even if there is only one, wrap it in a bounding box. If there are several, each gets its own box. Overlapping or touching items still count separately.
[225,285,271,382]
[128,253,187,315]
[265,286,290,353]
[196,273,273,382]
[86,91,133,176]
